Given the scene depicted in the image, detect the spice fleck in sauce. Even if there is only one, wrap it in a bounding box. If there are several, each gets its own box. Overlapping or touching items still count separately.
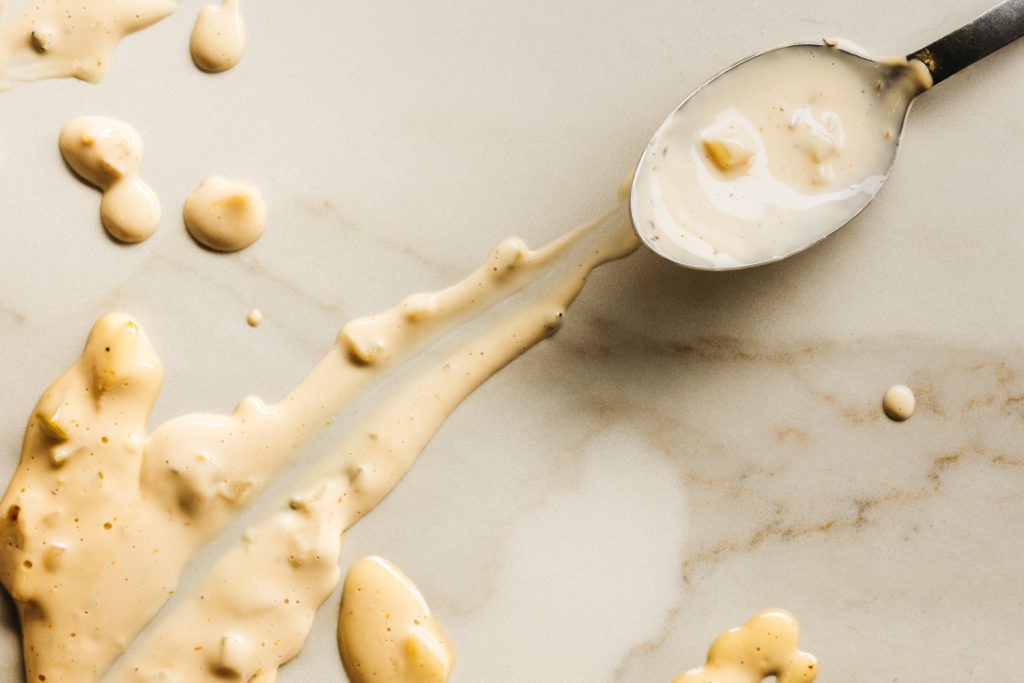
[189,0,245,73]
[673,609,817,683]
[59,116,161,244]
[0,0,176,90]
[339,557,455,683]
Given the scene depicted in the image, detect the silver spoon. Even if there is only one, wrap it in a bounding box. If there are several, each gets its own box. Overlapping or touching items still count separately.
[630,0,1024,270]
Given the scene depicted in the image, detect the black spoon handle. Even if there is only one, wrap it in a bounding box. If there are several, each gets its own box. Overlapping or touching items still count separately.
[908,0,1024,85]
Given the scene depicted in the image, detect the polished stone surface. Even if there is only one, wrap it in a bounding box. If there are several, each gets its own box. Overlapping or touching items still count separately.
[1,0,1023,680]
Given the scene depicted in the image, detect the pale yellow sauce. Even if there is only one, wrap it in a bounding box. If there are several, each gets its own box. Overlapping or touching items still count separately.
[183,176,266,252]
[0,0,176,90]
[673,609,817,683]
[189,0,245,73]
[882,384,915,421]
[338,557,455,683]
[59,116,161,244]
[632,42,930,269]
[0,206,637,683]
[106,206,636,682]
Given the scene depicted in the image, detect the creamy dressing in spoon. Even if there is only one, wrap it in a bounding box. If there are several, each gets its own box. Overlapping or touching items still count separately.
[0,206,636,683]
[59,116,161,244]
[189,0,245,73]
[184,176,266,252]
[633,42,931,269]
[0,0,176,90]
[672,609,817,683]
[339,557,455,683]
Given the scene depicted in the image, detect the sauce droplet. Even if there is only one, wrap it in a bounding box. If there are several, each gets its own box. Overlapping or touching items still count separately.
[246,310,263,327]
[189,0,245,73]
[882,384,915,422]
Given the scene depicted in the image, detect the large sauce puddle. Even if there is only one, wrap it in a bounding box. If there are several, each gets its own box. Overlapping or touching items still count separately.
[0,205,637,682]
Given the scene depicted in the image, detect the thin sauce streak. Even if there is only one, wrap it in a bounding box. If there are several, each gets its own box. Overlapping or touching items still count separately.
[103,207,637,681]
[0,205,636,683]
[339,557,455,683]
[189,0,245,73]
[0,0,176,90]
[59,116,161,244]
[672,609,817,683]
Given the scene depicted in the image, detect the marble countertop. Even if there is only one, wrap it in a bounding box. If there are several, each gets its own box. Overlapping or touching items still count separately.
[1,0,1023,680]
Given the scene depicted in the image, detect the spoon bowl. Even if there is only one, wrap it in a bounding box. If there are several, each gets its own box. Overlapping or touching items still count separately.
[630,41,927,271]
[630,0,1024,270]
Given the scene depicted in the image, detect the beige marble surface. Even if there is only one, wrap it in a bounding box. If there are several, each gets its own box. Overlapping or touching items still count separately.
[1,0,1023,680]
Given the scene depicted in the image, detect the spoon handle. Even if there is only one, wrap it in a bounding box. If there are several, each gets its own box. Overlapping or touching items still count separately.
[909,0,1024,85]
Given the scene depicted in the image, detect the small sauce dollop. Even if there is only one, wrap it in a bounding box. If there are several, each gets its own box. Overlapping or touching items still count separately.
[59,116,161,244]
[673,609,817,683]
[184,175,266,252]
[339,557,455,683]
[189,0,246,73]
